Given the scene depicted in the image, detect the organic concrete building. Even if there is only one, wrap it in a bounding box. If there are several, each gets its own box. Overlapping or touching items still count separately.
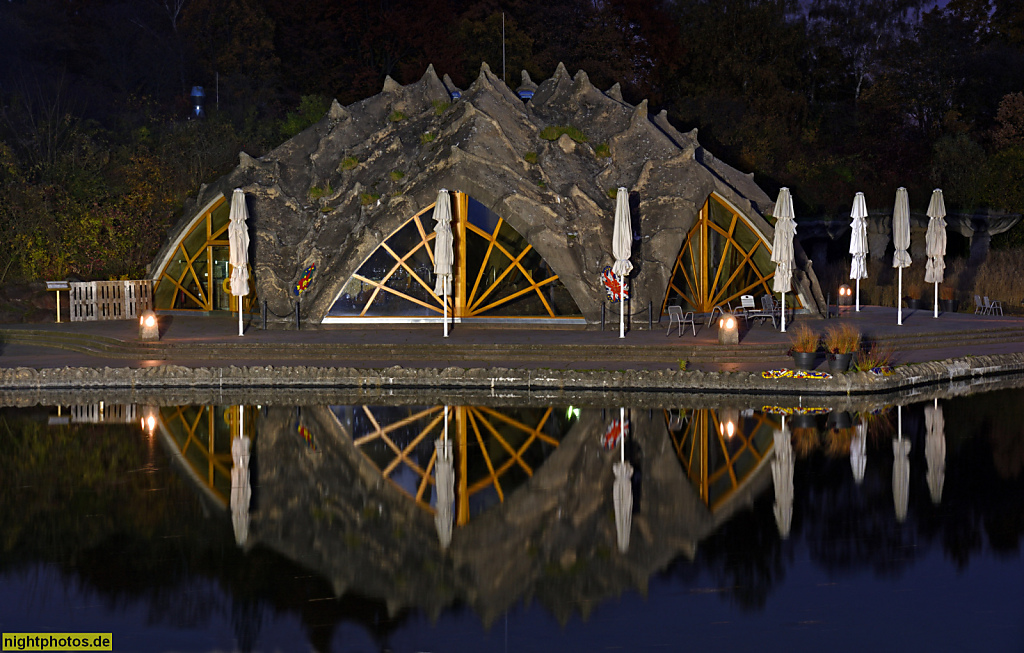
[149,64,825,326]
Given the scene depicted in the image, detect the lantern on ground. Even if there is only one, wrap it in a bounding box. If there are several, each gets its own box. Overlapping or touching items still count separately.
[139,310,159,341]
[718,313,739,345]
[838,284,853,306]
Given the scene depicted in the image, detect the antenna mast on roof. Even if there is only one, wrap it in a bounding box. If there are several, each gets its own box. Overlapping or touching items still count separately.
[502,12,506,84]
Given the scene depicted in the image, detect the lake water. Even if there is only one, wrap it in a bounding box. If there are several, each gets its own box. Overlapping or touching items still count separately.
[1,388,1022,652]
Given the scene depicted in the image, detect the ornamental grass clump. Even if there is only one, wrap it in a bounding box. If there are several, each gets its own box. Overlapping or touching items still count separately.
[823,323,860,355]
[788,323,819,354]
[853,342,895,371]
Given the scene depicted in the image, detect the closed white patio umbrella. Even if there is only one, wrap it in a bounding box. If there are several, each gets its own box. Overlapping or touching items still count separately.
[925,189,947,319]
[892,187,912,326]
[849,192,869,312]
[612,188,632,339]
[432,190,454,338]
[771,188,796,332]
[925,398,945,504]
[772,417,794,539]
[229,189,250,337]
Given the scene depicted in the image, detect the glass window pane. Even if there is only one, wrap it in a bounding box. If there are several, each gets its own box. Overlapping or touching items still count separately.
[328,277,374,316]
[356,247,399,284]
[211,246,231,311]
[467,197,500,232]
[181,219,209,258]
[209,201,230,239]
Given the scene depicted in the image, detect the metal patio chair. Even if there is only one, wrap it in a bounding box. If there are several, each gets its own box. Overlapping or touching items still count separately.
[975,295,987,314]
[984,296,1003,316]
[666,304,696,336]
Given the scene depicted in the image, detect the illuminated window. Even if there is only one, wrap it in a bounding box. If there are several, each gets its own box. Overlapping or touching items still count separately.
[663,194,796,314]
[327,194,582,320]
[153,196,257,312]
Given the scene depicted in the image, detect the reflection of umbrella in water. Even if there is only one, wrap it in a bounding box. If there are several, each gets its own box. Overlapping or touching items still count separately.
[230,407,251,547]
[434,406,454,549]
[772,415,793,539]
[925,398,945,504]
[851,418,867,485]
[893,406,911,523]
[612,407,632,553]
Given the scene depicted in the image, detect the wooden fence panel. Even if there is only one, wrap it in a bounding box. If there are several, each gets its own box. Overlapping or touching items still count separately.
[70,280,152,322]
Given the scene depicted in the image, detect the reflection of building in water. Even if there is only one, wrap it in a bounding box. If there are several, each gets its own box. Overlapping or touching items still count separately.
[68,403,138,424]
[155,405,253,508]
[331,405,570,524]
[663,408,778,512]
[152,403,791,627]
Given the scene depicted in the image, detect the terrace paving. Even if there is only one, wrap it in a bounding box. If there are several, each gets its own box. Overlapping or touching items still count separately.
[1,306,1023,374]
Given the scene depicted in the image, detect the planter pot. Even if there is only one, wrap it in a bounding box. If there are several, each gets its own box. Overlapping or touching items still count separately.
[791,351,818,370]
[940,299,958,313]
[828,353,853,373]
[908,298,926,310]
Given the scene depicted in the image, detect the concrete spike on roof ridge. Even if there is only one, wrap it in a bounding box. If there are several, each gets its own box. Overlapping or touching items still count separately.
[466,60,523,108]
[382,75,402,94]
[606,82,623,103]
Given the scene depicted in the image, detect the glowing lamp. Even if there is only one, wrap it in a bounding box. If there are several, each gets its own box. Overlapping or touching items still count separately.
[838,284,853,306]
[718,313,739,345]
[139,310,160,341]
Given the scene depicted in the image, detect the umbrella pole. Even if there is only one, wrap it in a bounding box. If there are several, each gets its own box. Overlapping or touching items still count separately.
[897,268,903,326]
[444,405,448,443]
[443,288,449,338]
[619,275,625,339]
[934,282,939,318]
[856,278,861,312]
[780,291,786,332]
[238,299,243,336]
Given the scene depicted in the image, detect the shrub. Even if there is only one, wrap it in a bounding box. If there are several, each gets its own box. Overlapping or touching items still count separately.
[388,111,406,122]
[432,100,450,115]
[420,132,435,144]
[607,187,619,199]
[788,323,819,353]
[539,125,588,143]
[595,142,611,158]
[524,151,538,164]
[389,170,405,181]
[823,323,860,354]
[360,192,381,206]
[678,359,688,371]
[339,156,358,171]
[279,95,330,139]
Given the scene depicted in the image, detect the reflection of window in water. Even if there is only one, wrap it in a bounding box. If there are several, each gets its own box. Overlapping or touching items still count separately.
[332,405,573,522]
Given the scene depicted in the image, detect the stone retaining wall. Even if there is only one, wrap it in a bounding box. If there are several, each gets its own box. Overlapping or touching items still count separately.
[3,352,1024,398]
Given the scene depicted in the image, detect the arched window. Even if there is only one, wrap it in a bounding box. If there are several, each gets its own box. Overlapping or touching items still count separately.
[663,194,797,314]
[325,193,583,323]
[152,195,257,312]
